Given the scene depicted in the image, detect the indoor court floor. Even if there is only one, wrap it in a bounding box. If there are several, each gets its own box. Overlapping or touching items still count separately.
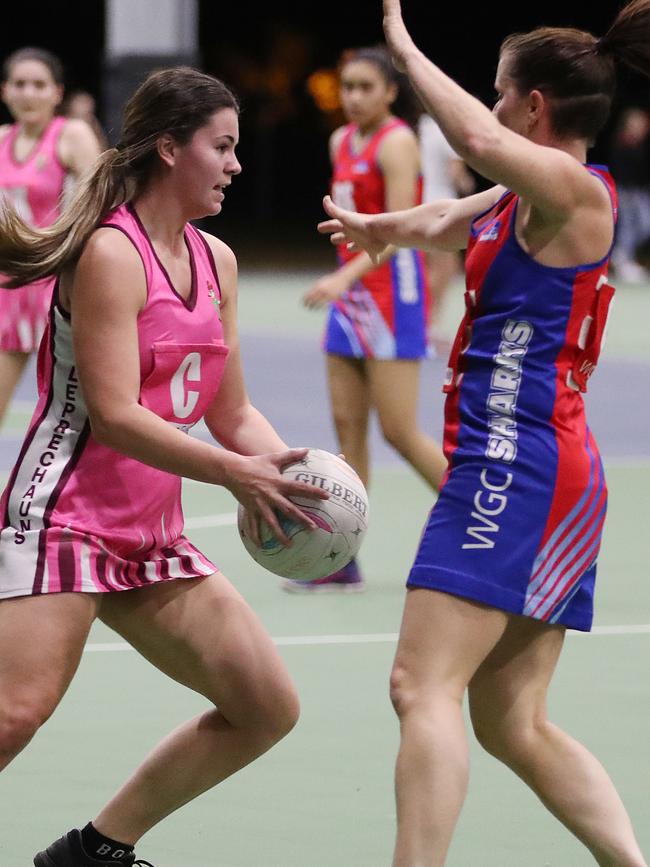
[0,267,648,866]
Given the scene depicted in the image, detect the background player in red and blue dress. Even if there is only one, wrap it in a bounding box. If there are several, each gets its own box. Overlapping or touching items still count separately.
[318,0,650,863]
[0,47,101,426]
[294,45,446,592]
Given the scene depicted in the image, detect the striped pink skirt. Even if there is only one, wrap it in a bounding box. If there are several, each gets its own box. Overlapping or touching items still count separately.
[0,523,217,598]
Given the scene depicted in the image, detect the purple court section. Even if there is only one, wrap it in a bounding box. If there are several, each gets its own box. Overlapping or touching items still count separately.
[0,334,648,473]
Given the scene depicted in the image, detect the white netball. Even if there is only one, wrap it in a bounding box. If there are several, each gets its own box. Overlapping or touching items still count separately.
[237,449,369,581]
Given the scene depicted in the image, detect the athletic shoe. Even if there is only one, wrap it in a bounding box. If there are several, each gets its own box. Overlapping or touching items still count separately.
[34,828,155,867]
[281,558,365,593]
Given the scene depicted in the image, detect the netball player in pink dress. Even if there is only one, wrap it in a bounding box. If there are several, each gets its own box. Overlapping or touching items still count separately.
[0,47,101,426]
[318,0,649,863]
[0,67,328,867]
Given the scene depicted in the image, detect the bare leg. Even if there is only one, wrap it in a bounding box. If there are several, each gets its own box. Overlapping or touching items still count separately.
[95,573,300,843]
[368,359,447,491]
[469,618,647,867]
[390,589,509,867]
[0,350,30,428]
[327,353,371,487]
[0,593,99,770]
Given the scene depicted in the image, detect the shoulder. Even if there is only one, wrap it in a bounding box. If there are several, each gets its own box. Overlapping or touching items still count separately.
[378,123,418,166]
[198,229,237,290]
[58,117,95,145]
[57,118,102,170]
[79,225,145,275]
[0,124,12,142]
[72,226,147,313]
[384,123,417,149]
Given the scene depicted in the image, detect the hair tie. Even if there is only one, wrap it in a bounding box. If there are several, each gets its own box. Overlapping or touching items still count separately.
[595,35,612,56]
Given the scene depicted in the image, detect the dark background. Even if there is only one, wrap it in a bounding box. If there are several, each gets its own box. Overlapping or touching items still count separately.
[0,1,647,254]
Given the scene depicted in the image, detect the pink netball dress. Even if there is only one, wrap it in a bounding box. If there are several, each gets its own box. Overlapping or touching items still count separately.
[0,116,69,352]
[0,203,229,597]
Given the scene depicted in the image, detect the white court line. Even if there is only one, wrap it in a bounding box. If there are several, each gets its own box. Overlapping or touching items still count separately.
[83,625,650,654]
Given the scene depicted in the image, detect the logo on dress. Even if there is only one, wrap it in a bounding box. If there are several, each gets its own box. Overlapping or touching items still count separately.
[35,154,48,171]
[478,220,501,242]
[352,161,369,174]
[207,282,221,319]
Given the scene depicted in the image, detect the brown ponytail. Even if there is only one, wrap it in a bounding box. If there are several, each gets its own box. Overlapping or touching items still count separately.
[598,0,650,77]
[0,66,239,288]
[0,148,129,287]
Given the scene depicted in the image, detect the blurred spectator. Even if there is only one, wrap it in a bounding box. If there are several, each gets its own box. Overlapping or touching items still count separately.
[62,89,108,150]
[417,113,475,343]
[608,106,650,283]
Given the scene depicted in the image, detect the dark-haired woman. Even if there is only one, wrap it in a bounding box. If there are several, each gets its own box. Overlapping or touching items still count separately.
[290,45,446,593]
[0,66,329,867]
[319,0,649,862]
[0,47,101,427]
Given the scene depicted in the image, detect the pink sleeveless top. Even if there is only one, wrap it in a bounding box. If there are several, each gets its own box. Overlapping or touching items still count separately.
[0,116,68,227]
[0,203,229,597]
[0,117,69,351]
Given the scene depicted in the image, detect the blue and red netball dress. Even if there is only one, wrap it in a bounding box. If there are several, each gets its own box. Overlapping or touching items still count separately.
[325,119,431,359]
[408,166,617,631]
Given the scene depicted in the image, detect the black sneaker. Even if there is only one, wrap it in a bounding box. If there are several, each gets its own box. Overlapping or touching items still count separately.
[34,828,155,867]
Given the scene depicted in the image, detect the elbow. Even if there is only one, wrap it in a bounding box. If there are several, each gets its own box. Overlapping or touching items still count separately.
[88,414,118,449]
[458,126,503,169]
[87,408,132,451]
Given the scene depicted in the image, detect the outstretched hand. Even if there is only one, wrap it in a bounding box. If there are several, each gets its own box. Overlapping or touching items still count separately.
[383,0,416,73]
[317,195,388,265]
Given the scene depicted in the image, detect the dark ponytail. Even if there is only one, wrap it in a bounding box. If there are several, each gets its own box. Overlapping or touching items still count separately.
[598,0,650,77]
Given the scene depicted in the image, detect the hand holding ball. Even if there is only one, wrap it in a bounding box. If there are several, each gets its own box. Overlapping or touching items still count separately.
[238,449,368,581]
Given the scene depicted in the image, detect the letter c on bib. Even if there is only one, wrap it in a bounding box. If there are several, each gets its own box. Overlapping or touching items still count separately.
[170,352,201,419]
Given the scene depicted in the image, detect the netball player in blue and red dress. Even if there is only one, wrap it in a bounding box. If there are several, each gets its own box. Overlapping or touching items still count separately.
[292,46,446,592]
[320,0,650,863]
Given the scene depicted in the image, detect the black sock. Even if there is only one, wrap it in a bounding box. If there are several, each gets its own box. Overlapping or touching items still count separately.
[81,823,134,861]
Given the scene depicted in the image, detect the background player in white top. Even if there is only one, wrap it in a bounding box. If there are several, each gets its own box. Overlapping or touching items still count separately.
[417,112,475,344]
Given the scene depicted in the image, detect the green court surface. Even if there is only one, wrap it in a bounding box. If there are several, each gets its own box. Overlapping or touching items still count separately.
[0,271,648,866]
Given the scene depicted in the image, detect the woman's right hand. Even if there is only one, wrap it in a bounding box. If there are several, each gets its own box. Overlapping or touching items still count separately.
[317,195,388,264]
[222,448,330,546]
[303,270,350,309]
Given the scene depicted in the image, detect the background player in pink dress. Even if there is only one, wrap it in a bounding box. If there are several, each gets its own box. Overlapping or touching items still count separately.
[293,45,446,592]
[318,0,650,863]
[0,47,102,427]
[0,67,329,867]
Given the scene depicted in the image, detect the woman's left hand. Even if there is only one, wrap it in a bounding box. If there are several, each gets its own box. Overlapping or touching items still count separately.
[383,0,416,73]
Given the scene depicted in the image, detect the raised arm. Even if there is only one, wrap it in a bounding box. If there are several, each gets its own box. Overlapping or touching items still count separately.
[382,0,607,222]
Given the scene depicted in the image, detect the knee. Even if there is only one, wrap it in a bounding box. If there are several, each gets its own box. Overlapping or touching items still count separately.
[0,693,54,758]
[243,678,300,746]
[332,410,366,444]
[470,709,545,767]
[389,662,419,720]
[266,682,300,742]
[379,419,413,455]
